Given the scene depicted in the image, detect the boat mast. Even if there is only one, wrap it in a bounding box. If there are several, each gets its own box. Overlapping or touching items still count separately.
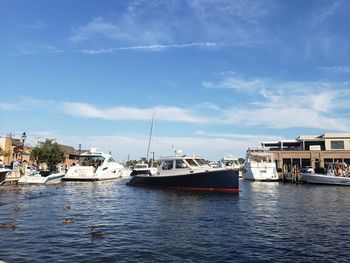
[146,113,155,161]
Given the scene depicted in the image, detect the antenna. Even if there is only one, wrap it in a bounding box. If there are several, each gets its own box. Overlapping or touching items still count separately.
[146,112,155,161]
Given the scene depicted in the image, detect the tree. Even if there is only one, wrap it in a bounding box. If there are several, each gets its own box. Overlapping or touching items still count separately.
[0,147,10,158]
[238,158,245,164]
[30,139,65,170]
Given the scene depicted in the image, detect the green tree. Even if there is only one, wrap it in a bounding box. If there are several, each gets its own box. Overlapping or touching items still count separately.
[238,158,245,164]
[30,139,65,170]
[0,147,10,158]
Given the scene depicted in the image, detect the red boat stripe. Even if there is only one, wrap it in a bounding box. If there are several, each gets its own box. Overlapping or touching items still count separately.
[161,186,239,192]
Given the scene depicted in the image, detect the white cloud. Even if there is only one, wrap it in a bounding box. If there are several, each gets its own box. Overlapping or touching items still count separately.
[16,44,63,55]
[0,103,18,110]
[62,102,209,123]
[222,107,350,131]
[80,42,218,54]
[70,15,173,44]
[318,66,350,74]
[26,21,47,30]
[203,73,350,131]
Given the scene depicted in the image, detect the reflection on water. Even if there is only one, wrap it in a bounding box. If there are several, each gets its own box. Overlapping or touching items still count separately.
[0,179,350,262]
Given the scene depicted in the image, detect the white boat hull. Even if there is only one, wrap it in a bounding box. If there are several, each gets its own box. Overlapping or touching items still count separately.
[63,166,130,181]
[301,173,350,186]
[243,163,279,181]
[18,171,65,184]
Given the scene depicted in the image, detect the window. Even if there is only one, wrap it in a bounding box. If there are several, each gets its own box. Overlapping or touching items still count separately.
[195,159,209,166]
[107,157,115,163]
[330,140,344,150]
[176,160,187,169]
[185,159,198,167]
[162,160,174,170]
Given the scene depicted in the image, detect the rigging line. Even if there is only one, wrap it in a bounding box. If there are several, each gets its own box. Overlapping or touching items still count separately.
[146,112,155,161]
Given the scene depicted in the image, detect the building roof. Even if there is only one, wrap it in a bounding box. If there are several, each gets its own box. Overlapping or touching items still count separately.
[321,133,350,139]
[59,144,79,155]
[296,135,319,140]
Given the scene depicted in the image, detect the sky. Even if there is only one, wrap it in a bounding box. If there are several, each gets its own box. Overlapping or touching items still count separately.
[1,0,350,161]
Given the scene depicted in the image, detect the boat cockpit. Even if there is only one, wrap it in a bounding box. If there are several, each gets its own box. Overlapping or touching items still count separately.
[160,157,211,171]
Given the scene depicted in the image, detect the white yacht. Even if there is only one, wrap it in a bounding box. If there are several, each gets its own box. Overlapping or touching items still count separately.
[221,156,243,178]
[63,148,130,181]
[18,170,65,184]
[243,148,279,181]
[301,163,350,186]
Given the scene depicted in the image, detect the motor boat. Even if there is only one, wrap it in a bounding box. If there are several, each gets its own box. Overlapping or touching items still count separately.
[301,162,350,186]
[243,148,279,181]
[221,156,244,178]
[18,170,65,184]
[63,148,130,181]
[127,151,239,192]
[130,163,157,176]
[0,166,11,185]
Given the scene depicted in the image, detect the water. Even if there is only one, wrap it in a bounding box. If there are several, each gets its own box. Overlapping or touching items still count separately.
[0,179,349,262]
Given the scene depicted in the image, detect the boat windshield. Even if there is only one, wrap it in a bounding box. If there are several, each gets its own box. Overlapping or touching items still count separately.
[185,158,198,167]
[194,159,209,166]
[79,156,105,167]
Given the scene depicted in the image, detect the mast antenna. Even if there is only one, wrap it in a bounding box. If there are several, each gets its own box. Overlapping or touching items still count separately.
[146,112,155,161]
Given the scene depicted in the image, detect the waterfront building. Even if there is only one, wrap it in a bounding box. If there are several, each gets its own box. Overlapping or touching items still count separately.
[0,136,31,164]
[0,135,82,169]
[58,144,82,168]
[262,133,350,172]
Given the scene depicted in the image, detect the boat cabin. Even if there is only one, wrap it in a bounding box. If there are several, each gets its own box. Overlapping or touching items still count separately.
[246,149,274,163]
[78,149,114,168]
[157,156,213,176]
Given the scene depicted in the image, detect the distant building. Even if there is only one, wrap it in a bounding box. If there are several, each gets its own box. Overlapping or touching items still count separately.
[58,144,84,168]
[262,133,350,171]
[0,136,83,168]
[0,136,31,164]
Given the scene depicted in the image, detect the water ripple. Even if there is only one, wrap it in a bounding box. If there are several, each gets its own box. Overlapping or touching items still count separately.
[1,180,350,262]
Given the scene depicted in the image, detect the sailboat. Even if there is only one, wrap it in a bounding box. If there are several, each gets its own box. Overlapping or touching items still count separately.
[130,113,157,176]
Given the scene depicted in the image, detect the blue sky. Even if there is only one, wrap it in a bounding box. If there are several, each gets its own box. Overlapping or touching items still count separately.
[1,0,350,160]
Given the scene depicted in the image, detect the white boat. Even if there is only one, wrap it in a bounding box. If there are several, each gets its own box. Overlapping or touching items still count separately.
[301,163,350,186]
[0,167,12,185]
[221,156,243,178]
[243,148,279,181]
[130,163,157,176]
[63,148,130,181]
[18,170,65,184]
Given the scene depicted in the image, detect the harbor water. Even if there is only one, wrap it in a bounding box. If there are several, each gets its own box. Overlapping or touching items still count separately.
[1,179,349,262]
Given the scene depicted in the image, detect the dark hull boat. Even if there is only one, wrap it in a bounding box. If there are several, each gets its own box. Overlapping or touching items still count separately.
[127,169,239,192]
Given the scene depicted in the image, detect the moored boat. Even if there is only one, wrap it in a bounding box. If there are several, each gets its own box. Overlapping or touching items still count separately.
[0,167,12,185]
[301,162,350,186]
[18,170,65,184]
[243,148,279,181]
[130,163,157,176]
[127,152,239,192]
[63,148,130,181]
[221,155,244,178]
